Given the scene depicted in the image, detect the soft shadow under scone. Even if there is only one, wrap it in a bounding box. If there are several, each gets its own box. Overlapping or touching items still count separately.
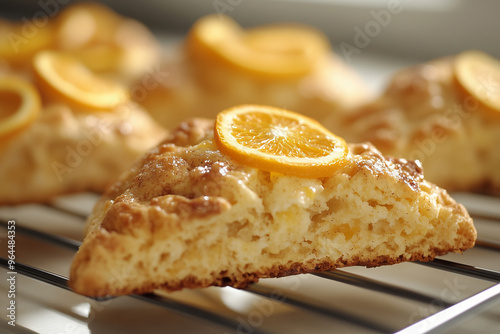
[342,53,500,192]
[70,118,476,297]
[137,15,371,132]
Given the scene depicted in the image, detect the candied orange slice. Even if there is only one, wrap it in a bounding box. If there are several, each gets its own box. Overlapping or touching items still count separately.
[0,76,41,140]
[454,50,500,115]
[33,51,129,111]
[187,15,329,79]
[214,105,348,178]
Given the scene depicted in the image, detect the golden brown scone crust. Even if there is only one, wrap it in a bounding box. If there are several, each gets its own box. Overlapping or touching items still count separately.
[0,102,166,204]
[138,41,370,133]
[342,56,500,192]
[70,118,476,297]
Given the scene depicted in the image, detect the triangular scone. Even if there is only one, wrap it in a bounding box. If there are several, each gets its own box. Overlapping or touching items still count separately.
[342,53,500,192]
[70,118,476,297]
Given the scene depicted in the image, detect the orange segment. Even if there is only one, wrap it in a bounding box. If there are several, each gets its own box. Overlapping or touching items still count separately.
[33,50,129,111]
[214,105,348,178]
[454,50,500,116]
[187,15,329,79]
[0,76,41,140]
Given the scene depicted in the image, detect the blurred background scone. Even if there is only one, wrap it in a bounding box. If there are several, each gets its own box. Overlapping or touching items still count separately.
[341,51,500,193]
[137,15,371,131]
[1,1,500,333]
[0,4,167,204]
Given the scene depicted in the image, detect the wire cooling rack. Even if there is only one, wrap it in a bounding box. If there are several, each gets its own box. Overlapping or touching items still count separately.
[0,192,499,334]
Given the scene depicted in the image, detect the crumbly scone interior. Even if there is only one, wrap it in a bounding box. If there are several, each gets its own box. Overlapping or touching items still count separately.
[71,119,475,297]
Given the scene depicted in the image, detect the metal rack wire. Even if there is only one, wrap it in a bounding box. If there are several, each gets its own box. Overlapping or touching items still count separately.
[1,193,499,334]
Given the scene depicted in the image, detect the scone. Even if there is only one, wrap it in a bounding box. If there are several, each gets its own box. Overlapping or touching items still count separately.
[0,53,166,204]
[342,51,500,192]
[138,15,370,131]
[69,106,476,297]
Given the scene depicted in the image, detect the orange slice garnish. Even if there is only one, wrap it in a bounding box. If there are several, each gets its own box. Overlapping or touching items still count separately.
[0,76,41,140]
[214,105,348,178]
[454,50,500,116]
[187,15,329,79]
[33,50,129,111]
